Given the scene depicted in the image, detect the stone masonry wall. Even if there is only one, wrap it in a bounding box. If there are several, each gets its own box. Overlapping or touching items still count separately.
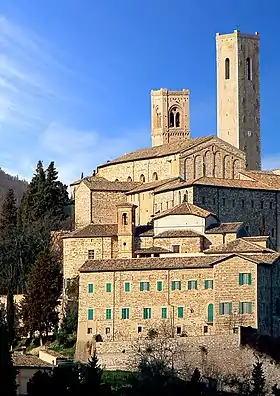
[91,191,127,225]
[154,236,203,253]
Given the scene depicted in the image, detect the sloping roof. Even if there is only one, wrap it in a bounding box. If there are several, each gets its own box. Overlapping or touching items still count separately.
[135,225,154,237]
[80,255,226,272]
[13,353,53,368]
[153,202,214,220]
[191,177,272,190]
[82,176,140,192]
[204,238,276,254]
[237,253,280,265]
[240,170,280,189]
[63,224,118,238]
[205,222,243,234]
[127,178,179,194]
[242,236,270,242]
[154,230,203,238]
[97,136,213,168]
[134,246,172,254]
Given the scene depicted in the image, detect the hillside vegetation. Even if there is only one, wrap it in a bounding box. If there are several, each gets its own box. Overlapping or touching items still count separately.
[0,168,28,207]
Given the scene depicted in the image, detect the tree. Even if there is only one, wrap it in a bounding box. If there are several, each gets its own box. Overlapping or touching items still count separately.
[0,313,17,395]
[56,302,78,347]
[80,352,104,394]
[21,249,62,343]
[251,358,266,396]
[0,189,22,346]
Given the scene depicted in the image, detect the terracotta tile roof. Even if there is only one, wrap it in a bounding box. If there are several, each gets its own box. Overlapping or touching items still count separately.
[240,170,280,189]
[205,222,243,234]
[127,178,179,194]
[154,230,203,238]
[13,353,53,367]
[237,253,280,265]
[191,177,272,190]
[97,136,213,168]
[80,255,226,272]
[63,223,117,238]
[153,202,214,220]
[242,236,270,242]
[204,238,276,254]
[82,176,140,192]
[135,246,172,254]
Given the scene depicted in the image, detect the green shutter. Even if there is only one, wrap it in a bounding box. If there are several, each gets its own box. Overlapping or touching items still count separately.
[88,284,93,293]
[248,273,252,285]
[195,280,198,289]
[157,281,162,291]
[125,282,130,292]
[178,281,181,290]
[106,283,111,292]
[106,309,112,320]
[207,304,214,322]
[148,308,151,319]
[178,307,184,318]
[140,282,144,291]
[219,303,224,315]
[127,308,130,319]
[239,273,243,285]
[161,307,167,319]
[248,302,252,314]
[147,282,150,291]
[171,281,175,291]
[229,302,233,314]
[187,281,191,290]
[239,302,243,314]
[204,280,208,289]
[88,309,93,320]
[143,308,147,319]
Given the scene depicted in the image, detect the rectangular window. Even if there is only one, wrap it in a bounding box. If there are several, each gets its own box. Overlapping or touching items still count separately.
[239,273,252,285]
[124,282,130,292]
[121,308,129,320]
[239,302,253,314]
[204,280,213,289]
[88,309,94,320]
[106,283,112,292]
[172,245,180,253]
[106,327,110,334]
[88,249,95,260]
[106,308,112,320]
[176,326,182,335]
[140,281,150,291]
[222,198,226,206]
[188,280,198,290]
[270,202,273,209]
[202,196,205,204]
[137,326,142,333]
[260,201,264,209]
[213,197,216,205]
[143,308,152,319]
[157,281,163,291]
[161,307,167,319]
[251,200,254,208]
[178,306,184,318]
[219,302,232,315]
[242,199,245,208]
[171,280,181,291]
[87,328,92,334]
[232,199,235,208]
[88,283,94,293]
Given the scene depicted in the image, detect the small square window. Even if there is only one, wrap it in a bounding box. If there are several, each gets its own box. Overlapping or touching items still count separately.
[140,281,150,291]
[233,327,238,334]
[121,308,129,320]
[171,280,181,291]
[203,326,208,334]
[219,302,232,315]
[106,327,110,334]
[239,302,253,314]
[204,280,213,289]
[188,280,198,290]
[176,326,182,335]
[143,308,152,319]
[88,250,95,260]
[137,326,142,333]
[106,283,112,293]
[172,245,180,253]
[87,328,92,334]
[239,273,252,285]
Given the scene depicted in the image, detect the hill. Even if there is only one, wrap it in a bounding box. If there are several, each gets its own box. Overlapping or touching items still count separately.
[0,168,28,207]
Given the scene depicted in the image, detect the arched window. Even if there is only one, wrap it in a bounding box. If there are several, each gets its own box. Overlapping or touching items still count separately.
[152,172,158,181]
[246,57,252,80]
[115,179,119,182]
[169,107,181,128]
[127,176,132,182]
[225,58,230,79]
[140,174,145,182]
[169,111,174,127]
[207,304,214,323]
[175,112,180,127]
[122,213,128,225]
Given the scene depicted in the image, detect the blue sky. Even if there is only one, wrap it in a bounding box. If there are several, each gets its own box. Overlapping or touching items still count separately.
[0,0,279,185]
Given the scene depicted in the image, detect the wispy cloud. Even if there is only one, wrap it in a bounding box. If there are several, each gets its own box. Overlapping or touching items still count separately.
[0,14,146,185]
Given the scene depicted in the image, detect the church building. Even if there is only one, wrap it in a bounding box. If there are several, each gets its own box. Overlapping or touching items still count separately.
[61,30,280,361]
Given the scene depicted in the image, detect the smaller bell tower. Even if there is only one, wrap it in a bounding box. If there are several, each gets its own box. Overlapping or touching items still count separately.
[151,88,190,147]
[117,203,137,259]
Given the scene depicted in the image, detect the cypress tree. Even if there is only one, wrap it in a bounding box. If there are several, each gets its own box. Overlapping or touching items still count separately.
[0,313,17,395]
[21,249,62,344]
[251,358,266,396]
